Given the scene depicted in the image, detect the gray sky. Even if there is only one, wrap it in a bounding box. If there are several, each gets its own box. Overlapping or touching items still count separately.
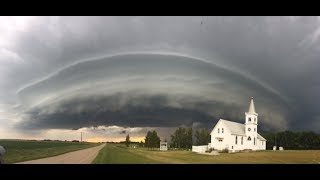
[1,16,320,142]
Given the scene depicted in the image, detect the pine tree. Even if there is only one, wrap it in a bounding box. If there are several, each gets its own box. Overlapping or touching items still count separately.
[125,134,130,147]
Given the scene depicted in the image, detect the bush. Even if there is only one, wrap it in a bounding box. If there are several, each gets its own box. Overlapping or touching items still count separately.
[221,148,229,153]
[205,148,215,153]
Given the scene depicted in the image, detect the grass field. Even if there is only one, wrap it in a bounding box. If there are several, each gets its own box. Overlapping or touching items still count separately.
[93,144,320,164]
[0,139,99,164]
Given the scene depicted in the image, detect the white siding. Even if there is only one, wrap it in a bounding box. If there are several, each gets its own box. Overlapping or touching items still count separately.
[210,121,232,150]
[210,119,266,151]
[230,135,246,151]
[192,145,208,153]
[256,138,266,150]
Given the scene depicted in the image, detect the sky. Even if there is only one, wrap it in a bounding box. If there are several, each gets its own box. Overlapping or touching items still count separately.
[1,16,320,142]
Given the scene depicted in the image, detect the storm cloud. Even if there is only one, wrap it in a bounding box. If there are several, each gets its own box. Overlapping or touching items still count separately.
[1,16,320,140]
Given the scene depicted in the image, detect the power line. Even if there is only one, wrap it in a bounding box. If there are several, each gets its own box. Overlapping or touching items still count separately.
[81,132,83,143]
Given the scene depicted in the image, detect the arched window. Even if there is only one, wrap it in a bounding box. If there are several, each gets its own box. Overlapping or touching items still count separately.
[241,136,243,145]
[254,118,256,122]
[248,118,251,122]
[254,138,256,145]
[235,136,238,144]
[222,128,224,133]
[248,136,251,141]
[218,128,220,133]
[254,128,256,132]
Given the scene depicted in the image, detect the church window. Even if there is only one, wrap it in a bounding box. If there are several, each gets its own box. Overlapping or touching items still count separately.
[232,146,233,149]
[235,136,238,144]
[254,128,256,132]
[254,138,256,145]
[248,128,251,131]
[248,118,251,122]
[248,136,251,141]
[222,128,224,133]
[241,137,243,144]
[218,128,220,133]
[254,118,256,122]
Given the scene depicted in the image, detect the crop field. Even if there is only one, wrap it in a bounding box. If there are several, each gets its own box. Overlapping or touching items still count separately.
[0,139,99,164]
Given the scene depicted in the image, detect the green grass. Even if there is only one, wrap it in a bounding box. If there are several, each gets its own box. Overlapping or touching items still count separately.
[93,144,320,164]
[92,144,155,164]
[0,139,99,164]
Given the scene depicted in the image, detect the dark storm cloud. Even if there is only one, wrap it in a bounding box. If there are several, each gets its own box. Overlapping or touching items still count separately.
[16,53,289,130]
[1,16,320,136]
[18,92,272,131]
[19,93,212,130]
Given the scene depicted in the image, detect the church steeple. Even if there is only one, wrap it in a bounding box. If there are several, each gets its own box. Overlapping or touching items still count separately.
[248,97,256,114]
[245,97,258,148]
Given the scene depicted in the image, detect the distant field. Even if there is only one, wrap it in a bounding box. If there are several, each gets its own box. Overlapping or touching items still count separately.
[0,139,99,164]
[93,144,320,164]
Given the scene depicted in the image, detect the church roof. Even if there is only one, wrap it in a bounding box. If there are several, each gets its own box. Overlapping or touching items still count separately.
[220,119,245,135]
[247,97,257,114]
[219,119,266,141]
[257,133,266,141]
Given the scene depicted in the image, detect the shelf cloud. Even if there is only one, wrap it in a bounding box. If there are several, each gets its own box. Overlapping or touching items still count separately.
[1,16,320,140]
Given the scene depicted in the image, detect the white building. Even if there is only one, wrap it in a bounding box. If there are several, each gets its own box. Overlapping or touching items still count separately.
[209,97,266,151]
[160,142,168,151]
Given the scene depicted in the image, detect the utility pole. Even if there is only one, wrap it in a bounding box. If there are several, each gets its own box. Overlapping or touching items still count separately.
[81,132,82,143]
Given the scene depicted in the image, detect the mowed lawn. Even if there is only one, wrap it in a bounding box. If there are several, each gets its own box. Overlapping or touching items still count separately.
[93,144,320,164]
[0,139,99,164]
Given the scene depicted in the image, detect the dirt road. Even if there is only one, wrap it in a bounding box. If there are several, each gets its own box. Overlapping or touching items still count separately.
[17,144,105,164]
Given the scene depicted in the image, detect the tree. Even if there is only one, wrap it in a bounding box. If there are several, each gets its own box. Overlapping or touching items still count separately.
[145,131,152,149]
[195,129,210,145]
[139,140,144,147]
[151,130,161,149]
[145,130,160,150]
[261,130,320,150]
[170,127,193,149]
[125,134,130,147]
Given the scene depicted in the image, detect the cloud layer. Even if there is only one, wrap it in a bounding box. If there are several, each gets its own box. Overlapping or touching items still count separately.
[15,53,289,130]
[1,16,320,140]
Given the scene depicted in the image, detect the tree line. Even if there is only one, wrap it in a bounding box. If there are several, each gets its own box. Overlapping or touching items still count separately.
[168,128,320,150]
[142,127,210,149]
[261,131,320,150]
[169,127,211,149]
[144,127,210,149]
[121,131,161,149]
[126,129,320,150]
[125,127,210,150]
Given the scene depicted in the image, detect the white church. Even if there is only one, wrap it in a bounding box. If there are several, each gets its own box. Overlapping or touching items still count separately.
[192,97,266,153]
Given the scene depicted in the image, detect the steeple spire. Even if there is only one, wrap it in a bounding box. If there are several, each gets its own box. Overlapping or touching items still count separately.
[248,97,256,114]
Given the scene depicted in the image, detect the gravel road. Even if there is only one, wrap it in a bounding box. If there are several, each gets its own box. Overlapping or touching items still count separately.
[16,143,105,164]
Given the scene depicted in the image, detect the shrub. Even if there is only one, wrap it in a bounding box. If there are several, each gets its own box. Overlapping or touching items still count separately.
[205,148,215,153]
[221,148,229,153]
